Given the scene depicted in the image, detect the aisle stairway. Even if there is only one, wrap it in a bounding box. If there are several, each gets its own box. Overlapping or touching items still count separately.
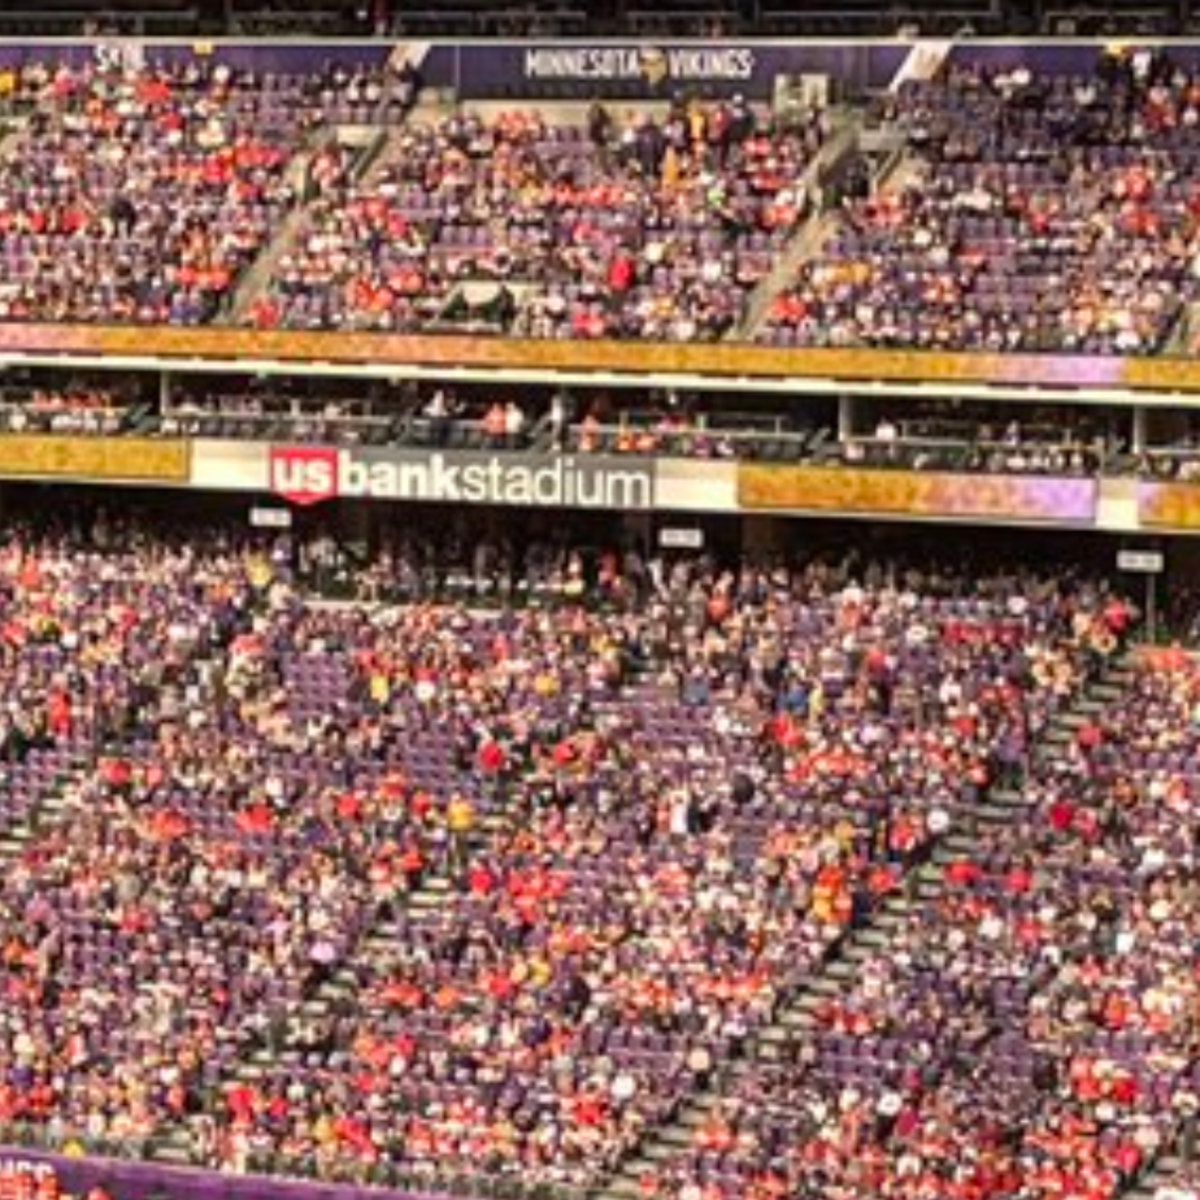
[596,651,1135,1200]
[735,126,925,343]
[225,90,459,327]
[729,115,860,342]
[0,745,87,861]
[1128,1149,1189,1200]
[225,132,384,324]
[154,823,512,1165]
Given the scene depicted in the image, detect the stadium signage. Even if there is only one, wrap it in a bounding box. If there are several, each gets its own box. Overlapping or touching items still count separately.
[521,46,757,84]
[0,1159,58,1199]
[269,446,656,510]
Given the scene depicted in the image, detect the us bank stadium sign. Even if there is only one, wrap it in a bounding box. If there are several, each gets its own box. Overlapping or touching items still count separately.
[269,446,657,511]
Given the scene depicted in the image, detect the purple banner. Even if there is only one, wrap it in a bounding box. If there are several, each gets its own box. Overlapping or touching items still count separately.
[0,1146,452,1200]
[0,39,1193,101]
[0,40,910,100]
[0,42,395,74]
[447,41,908,99]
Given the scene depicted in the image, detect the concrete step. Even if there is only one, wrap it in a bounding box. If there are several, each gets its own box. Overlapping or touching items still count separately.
[988,789,1025,808]
[655,1130,694,1151]
[965,804,1014,825]
[942,832,978,852]
[152,1144,194,1166]
[811,970,848,989]
[676,1104,718,1130]
[790,992,826,1011]
[607,1181,644,1200]
[640,1143,681,1164]
[778,1010,817,1031]
[1055,711,1088,728]
[852,929,891,950]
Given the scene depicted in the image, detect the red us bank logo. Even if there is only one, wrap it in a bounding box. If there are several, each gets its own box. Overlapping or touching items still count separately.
[269,446,338,506]
[269,445,656,510]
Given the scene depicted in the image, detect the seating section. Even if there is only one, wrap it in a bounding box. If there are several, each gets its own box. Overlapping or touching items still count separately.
[0,60,414,325]
[0,522,1151,1199]
[248,104,823,341]
[763,60,1200,354]
[2,54,1200,357]
[0,579,517,1147]
[2,55,1200,355]
[0,63,296,323]
[649,646,1200,1200]
[167,558,1112,1188]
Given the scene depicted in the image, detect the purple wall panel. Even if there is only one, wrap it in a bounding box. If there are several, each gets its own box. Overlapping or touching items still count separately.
[0,39,1192,100]
[0,1147,454,1200]
[446,41,909,98]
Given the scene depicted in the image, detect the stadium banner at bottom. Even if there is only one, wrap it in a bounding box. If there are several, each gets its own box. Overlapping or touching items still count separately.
[738,465,1099,523]
[0,1146,431,1200]
[1138,481,1200,529]
[0,436,190,483]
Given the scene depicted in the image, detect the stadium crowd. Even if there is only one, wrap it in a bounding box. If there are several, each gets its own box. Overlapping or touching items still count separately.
[0,56,416,324]
[764,52,1200,354]
[0,49,1199,356]
[248,100,826,341]
[649,645,1200,1200]
[0,514,1134,1194]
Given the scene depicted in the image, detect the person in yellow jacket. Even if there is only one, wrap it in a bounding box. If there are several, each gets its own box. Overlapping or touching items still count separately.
[661,143,681,192]
[446,793,475,876]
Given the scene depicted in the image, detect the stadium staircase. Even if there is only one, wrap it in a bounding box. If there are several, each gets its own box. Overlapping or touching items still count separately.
[148,779,516,1165]
[735,120,923,341]
[595,650,1136,1200]
[225,95,449,325]
[224,143,325,323]
[0,755,84,861]
[1127,1148,1191,1200]
[225,205,311,324]
[730,114,861,340]
[0,117,33,170]
[733,207,843,341]
[1163,300,1200,358]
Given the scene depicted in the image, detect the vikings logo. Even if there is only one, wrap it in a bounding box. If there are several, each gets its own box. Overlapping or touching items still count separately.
[638,47,670,86]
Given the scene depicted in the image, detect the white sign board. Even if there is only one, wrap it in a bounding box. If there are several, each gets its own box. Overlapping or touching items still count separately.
[659,527,704,550]
[250,506,293,530]
[1117,550,1164,574]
